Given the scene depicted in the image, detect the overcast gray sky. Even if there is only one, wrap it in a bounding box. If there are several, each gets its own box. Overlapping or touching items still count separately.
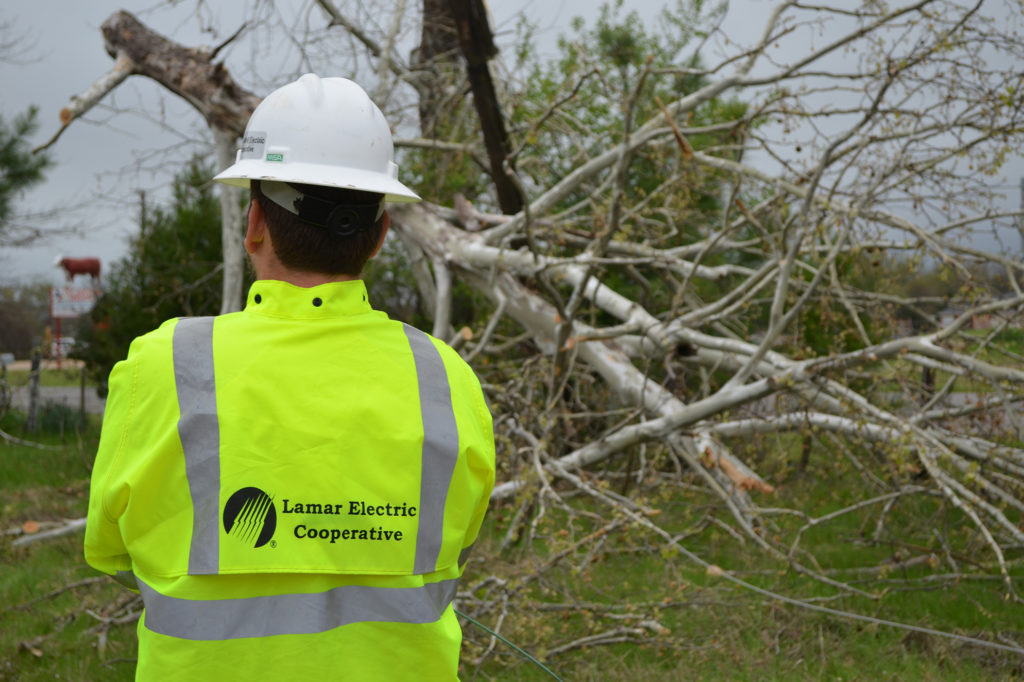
[8,0,759,285]
[2,1,1018,287]
[1,0,241,284]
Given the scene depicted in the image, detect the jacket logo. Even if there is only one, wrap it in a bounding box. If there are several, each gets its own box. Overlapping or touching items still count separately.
[223,487,277,548]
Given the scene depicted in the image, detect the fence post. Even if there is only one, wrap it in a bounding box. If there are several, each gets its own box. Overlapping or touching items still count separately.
[80,366,87,432]
[0,357,9,420]
[26,349,41,433]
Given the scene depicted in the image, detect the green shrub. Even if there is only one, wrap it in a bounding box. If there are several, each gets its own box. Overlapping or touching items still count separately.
[37,400,80,435]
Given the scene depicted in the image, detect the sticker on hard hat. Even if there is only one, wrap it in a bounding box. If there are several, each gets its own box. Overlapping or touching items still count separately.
[239,131,267,160]
[266,153,284,162]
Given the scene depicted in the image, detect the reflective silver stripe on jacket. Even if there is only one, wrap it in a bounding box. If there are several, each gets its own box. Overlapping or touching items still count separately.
[138,578,459,640]
[173,317,221,575]
[403,325,459,574]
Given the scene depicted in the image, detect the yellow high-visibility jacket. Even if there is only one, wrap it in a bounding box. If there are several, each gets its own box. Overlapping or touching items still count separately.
[85,280,495,681]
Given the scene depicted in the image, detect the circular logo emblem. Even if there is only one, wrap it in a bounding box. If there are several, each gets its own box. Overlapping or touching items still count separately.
[223,487,277,548]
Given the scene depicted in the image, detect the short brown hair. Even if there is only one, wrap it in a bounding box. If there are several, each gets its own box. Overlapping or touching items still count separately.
[251,180,385,276]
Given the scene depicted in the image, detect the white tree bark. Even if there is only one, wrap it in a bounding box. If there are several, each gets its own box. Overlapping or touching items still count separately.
[214,129,246,314]
[33,52,132,153]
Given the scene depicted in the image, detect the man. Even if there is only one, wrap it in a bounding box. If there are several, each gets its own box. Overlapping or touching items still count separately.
[85,74,495,680]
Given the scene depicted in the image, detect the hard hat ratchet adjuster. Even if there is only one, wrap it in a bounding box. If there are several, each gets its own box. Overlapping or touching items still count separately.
[261,181,383,238]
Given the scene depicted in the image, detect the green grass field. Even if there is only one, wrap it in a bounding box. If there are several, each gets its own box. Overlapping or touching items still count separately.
[461,494,1023,680]
[3,367,87,389]
[2,412,1022,681]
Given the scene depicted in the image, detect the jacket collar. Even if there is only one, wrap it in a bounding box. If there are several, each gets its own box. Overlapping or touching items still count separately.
[244,279,374,319]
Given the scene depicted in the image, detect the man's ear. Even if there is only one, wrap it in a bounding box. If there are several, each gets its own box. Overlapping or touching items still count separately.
[369,211,390,260]
[244,199,267,255]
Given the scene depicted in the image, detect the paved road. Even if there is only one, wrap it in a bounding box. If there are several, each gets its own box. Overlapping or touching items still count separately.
[3,360,107,415]
[8,385,107,415]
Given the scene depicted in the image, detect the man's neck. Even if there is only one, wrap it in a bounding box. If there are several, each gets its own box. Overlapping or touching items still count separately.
[255,261,359,287]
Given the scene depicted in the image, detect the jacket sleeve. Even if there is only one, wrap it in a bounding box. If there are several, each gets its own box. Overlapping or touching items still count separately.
[457,369,496,573]
[458,460,494,574]
[83,347,138,581]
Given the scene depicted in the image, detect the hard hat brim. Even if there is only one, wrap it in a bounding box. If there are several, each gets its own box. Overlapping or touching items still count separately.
[214,159,421,204]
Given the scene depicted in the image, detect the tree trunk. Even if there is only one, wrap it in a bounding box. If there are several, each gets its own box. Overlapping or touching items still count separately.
[414,0,460,138]
[100,11,259,135]
[447,0,523,214]
[96,11,257,314]
[214,130,245,314]
[415,0,523,214]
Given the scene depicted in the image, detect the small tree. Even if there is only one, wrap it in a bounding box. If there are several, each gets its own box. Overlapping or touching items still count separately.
[0,282,50,358]
[77,159,240,383]
[0,106,50,245]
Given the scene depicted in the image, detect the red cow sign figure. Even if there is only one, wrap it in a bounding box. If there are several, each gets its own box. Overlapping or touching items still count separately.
[54,256,101,282]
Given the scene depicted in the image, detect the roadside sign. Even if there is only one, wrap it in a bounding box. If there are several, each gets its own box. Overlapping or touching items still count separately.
[51,286,98,318]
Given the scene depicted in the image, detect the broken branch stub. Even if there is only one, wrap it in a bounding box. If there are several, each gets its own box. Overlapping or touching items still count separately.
[100,10,259,135]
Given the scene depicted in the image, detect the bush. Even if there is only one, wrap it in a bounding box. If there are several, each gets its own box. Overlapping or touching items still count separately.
[36,400,80,435]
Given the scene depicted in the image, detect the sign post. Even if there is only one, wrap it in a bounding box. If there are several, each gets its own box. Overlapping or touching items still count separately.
[50,285,99,370]
[51,255,102,371]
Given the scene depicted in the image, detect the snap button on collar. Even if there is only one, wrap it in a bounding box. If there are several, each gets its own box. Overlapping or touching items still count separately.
[254,294,262,304]
[312,297,323,307]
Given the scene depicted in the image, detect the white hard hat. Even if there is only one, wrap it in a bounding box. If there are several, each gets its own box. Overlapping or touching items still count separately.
[214,74,420,203]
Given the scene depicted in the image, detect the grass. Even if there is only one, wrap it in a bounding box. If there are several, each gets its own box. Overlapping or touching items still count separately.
[3,367,88,389]
[2,531,137,682]
[460,431,1024,681]
[1,415,136,682]
[2,414,1022,681]
[462,524,1023,681]
[849,326,1024,397]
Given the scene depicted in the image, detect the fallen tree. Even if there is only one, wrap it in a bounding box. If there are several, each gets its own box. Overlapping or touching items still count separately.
[39,0,1024,668]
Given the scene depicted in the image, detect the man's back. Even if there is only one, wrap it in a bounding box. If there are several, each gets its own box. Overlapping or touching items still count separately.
[85,279,495,680]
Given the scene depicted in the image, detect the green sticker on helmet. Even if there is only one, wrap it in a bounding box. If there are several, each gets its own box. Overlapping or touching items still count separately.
[266,153,284,162]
